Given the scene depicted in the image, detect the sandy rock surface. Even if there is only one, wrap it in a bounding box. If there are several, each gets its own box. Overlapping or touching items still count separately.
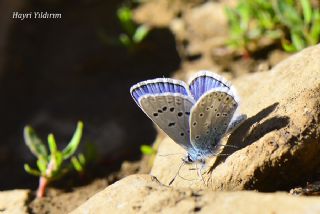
[0,189,30,213]
[71,174,320,214]
[134,1,230,61]
[177,2,229,57]
[151,44,320,190]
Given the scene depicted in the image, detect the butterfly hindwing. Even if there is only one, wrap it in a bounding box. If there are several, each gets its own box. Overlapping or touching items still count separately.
[189,88,238,154]
[226,114,247,134]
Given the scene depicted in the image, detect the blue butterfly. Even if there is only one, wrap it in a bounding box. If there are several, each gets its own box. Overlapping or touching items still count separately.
[130,70,245,166]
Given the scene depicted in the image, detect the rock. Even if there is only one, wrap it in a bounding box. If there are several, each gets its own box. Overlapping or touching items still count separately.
[169,1,231,68]
[29,179,108,214]
[181,2,229,55]
[0,189,30,214]
[133,0,181,27]
[151,44,320,191]
[133,0,207,27]
[134,1,230,58]
[71,174,320,214]
[290,181,320,196]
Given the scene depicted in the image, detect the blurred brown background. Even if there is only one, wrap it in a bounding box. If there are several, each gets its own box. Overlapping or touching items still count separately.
[0,0,181,189]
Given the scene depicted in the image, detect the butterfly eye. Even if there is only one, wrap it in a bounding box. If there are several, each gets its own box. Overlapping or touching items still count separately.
[170,107,175,112]
[177,112,183,117]
[153,113,158,117]
[162,106,167,111]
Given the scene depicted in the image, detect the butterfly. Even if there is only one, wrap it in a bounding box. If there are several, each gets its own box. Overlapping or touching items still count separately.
[130,70,246,166]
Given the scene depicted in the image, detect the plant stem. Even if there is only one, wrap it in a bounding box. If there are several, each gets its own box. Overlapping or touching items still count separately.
[36,176,48,198]
[36,159,54,198]
[242,48,251,60]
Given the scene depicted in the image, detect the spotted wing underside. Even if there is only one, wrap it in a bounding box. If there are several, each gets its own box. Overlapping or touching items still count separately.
[189,88,238,154]
[140,94,193,149]
[130,79,194,150]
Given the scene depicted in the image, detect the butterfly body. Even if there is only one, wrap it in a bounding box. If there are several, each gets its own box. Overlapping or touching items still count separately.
[130,70,245,164]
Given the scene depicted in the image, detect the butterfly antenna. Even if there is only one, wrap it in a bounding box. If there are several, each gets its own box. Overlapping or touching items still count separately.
[159,152,185,157]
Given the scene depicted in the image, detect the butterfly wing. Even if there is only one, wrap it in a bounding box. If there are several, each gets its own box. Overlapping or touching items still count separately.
[188,70,237,101]
[189,87,239,155]
[130,78,195,150]
[188,70,240,154]
[226,114,247,134]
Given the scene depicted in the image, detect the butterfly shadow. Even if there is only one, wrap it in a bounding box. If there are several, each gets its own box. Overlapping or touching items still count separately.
[209,102,290,170]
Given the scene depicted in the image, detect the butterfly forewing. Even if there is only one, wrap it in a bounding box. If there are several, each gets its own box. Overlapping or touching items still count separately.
[189,89,238,154]
[139,94,194,150]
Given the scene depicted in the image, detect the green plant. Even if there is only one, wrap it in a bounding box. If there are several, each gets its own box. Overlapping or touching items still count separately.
[71,154,86,174]
[23,121,84,198]
[274,0,320,52]
[70,142,96,176]
[225,0,320,55]
[116,6,150,50]
[140,144,157,155]
[140,137,161,168]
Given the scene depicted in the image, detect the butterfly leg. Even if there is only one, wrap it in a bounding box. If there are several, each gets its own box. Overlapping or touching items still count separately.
[196,160,208,187]
[169,161,186,185]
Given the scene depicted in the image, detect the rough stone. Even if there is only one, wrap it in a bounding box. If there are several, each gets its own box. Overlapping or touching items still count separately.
[71,174,320,214]
[151,44,320,191]
[133,0,182,27]
[181,2,229,55]
[134,1,230,58]
[0,189,30,214]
